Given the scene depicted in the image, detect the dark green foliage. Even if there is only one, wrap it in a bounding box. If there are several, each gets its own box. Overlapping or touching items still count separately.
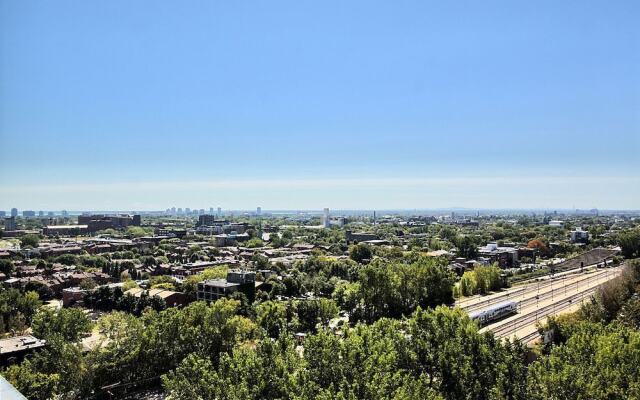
[455,235,479,259]
[31,307,92,342]
[0,288,41,334]
[162,307,528,400]
[19,234,40,248]
[0,259,15,276]
[528,322,640,399]
[618,230,640,258]
[349,258,455,323]
[349,243,372,263]
[83,286,166,315]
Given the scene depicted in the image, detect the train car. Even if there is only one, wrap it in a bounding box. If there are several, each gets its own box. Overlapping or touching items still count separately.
[469,301,518,325]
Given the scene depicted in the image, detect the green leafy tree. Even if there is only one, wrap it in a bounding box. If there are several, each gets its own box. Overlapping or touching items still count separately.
[20,234,40,248]
[246,238,264,248]
[527,322,640,399]
[31,307,92,342]
[256,301,288,337]
[4,360,60,400]
[618,230,640,258]
[0,289,41,334]
[349,243,372,263]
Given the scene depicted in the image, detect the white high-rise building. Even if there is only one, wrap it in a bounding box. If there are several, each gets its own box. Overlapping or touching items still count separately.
[322,208,330,228]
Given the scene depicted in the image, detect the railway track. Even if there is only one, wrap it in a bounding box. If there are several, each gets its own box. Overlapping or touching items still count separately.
[488,286,600,340]
[460,268,618,313]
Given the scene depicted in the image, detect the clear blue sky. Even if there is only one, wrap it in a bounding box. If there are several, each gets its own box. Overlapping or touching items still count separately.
[1,1,638,211]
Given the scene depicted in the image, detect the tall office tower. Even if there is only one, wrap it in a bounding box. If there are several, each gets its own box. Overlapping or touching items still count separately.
[185,208,191,214]
[177,208,183,215]
[257,207,262,216]
[199,209,205,215]
[38,211,44,217]
[0,211,5,217]
[4,217,17,231]
[171,207,176,215]
[48,211,55,217]
[322,208,330,228]
[62,210,69,217]
[209,207,214,214]
[11,208,18,217]
[217,207,222,217]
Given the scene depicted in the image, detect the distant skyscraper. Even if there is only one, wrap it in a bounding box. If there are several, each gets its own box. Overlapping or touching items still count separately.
[62,210,69,217]
[177,208,183,215]
[257,207,262,216]
[171,207,176,215]
[38,211,44,217]
[11,208,18,217]
[322,208,330,228]
[48,211,55,217]
[209,207,214,214]
[0,211,5,217]
[185,208,191,214]
[217,207,222,217]
[22,210,36,218]
[199,209,205,215]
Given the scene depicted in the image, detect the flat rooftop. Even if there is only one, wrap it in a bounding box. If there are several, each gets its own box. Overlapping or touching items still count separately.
[0,335,46,355]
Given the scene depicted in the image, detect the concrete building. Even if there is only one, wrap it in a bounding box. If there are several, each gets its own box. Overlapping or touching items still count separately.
[549,220,565,228]
[0,211,5,217]
[22,210,36,218]
[10,208,18,218]
[62,287,88,307]
[0,335,46,365]
[78,214,141,233]
[43,225,89,236]
[477,242,519,268]
[197,269,257,302]
[345,230,379,244]
[196,214,220,227]
[322,208,330,228]
[4,217,16,231]
[570,228,590,243]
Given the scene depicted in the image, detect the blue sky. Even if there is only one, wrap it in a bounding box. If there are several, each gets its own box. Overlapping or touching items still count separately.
[1,1,638,210]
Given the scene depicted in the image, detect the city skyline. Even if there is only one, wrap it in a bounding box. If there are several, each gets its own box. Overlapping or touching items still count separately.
[0,175,639,211]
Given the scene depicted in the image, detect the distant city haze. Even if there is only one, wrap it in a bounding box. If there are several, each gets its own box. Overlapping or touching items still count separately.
[1,1,638,209]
